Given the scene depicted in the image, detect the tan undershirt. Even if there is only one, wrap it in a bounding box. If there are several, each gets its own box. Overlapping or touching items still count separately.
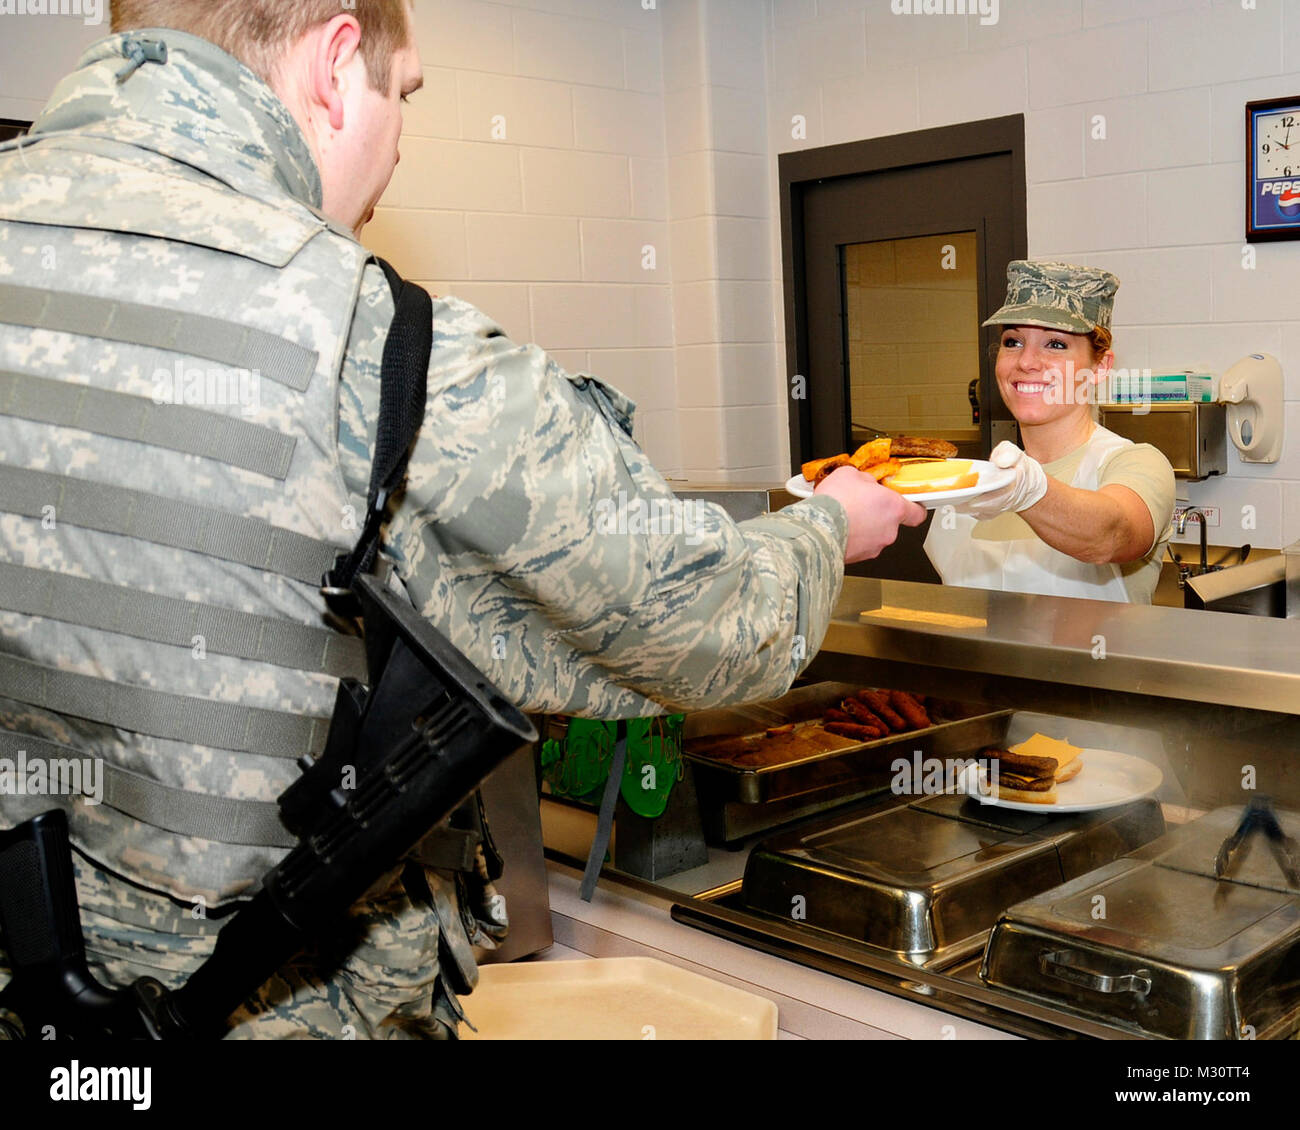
[970,439,1176,604]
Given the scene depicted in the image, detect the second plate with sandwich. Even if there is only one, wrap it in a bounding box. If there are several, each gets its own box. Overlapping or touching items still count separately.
[959,748,1164,813]
[786,458,1015,508]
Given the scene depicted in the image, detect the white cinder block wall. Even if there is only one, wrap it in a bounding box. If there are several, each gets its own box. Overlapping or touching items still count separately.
[370,0,790,484]
[0,9,106,122]
[383,0,1300,541]
[366,0,688,475]
[662,0,786,481]
[764,0,1300,550]
[6,3,1300,534]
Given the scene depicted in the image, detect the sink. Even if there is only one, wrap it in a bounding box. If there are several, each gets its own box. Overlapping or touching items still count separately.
[1184,555,1286,615]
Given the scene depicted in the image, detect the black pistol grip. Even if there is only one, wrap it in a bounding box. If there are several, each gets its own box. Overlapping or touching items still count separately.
[0,809,86,973]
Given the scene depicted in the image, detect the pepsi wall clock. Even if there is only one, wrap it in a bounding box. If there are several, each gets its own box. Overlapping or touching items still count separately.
[1247,96,1300,242]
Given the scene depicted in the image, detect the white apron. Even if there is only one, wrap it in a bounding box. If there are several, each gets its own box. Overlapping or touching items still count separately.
[924,426,1135,603]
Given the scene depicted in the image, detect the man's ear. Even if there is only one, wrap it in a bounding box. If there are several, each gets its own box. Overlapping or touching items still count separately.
[308,15,363,132]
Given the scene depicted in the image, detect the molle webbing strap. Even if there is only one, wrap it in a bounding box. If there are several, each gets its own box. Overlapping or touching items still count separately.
[0,728,489,862]
[0,729,296,848]
[0,465,339,586]
[0,652,329,759]
[0,369,297,480]
[0,283,318,393]
[0,562,366,680]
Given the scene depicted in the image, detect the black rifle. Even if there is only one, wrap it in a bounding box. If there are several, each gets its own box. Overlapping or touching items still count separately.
[0,574,536,1039]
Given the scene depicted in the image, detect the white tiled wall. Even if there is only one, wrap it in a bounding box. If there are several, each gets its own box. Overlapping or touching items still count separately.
[760,0,1300,548]
[12,4,1294,511]
[364,0,1300,519]
[0,10,104,121]
[363,0,793,483]
[365,0,682,468]
[659,0,785,482]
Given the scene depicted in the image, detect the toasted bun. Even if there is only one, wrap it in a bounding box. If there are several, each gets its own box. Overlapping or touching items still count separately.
[1055,758,1083,784]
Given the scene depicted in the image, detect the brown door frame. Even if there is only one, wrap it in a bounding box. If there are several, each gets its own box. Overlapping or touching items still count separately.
[779,114,1028,472]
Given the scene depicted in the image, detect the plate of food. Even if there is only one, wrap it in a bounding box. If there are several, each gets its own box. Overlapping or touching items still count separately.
[785,436,1014,508]
[958,733,1164,813]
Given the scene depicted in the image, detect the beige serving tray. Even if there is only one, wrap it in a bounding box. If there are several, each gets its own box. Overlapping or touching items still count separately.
[460,957,778,1040]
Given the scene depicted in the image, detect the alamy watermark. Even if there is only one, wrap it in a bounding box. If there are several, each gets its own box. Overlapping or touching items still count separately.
[152,360,262,416]
[1027,363,1157,415]
[890,750,998,796]
[0,0,104,26]
[0,751,103,805]
[594,491,707,547]
[890,0,999,27]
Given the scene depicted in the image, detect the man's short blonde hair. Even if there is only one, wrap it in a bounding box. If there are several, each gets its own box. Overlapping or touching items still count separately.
[111,1,413,92]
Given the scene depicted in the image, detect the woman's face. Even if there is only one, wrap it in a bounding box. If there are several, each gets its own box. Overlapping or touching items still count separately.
[995,325,1105,428]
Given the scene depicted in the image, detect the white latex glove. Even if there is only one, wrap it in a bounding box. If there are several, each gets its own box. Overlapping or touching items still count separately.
[953,440,1048,520]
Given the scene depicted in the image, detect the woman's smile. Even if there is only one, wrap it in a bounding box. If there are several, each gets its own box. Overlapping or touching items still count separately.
[1009,378,1052,398]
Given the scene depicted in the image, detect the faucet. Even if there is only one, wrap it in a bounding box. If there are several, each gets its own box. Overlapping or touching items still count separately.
[1174,507,1210,575]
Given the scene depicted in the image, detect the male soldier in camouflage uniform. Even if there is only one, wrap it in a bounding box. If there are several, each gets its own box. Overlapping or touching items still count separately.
[0,0,923,1038]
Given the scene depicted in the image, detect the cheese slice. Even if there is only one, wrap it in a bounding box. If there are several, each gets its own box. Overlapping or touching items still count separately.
[882,459,979,494]
[1008,732,1082,771]
[887,459,972,485]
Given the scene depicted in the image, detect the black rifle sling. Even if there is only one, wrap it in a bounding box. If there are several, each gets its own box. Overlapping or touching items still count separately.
[318,261,488,878]
[321,258,432,614]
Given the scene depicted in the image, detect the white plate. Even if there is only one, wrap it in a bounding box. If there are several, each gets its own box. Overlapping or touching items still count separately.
[959,748,1164,814]
[786,459,1015,509]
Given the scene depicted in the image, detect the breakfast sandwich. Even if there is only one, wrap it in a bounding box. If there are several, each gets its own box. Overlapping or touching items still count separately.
[979,733,1084,804]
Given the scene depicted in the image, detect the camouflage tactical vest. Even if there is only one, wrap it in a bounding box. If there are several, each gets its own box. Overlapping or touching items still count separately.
[0,83,371,908]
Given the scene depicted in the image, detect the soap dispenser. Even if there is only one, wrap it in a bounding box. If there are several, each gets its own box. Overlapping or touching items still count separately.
[1220,353,1284,464]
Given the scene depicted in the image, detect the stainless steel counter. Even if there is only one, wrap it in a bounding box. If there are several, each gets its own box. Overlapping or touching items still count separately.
[550,576,1300,1038]
[810,577,1300,716]
[799,579,1300,815]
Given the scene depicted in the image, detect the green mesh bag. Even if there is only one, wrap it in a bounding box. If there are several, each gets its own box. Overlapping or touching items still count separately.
[541,715,685,819]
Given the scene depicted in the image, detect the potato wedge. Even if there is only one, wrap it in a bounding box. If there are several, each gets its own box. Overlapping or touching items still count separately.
[801,454,843,482]
[867,458,901,482]
[850,437,891,471]
[812,453,854,484]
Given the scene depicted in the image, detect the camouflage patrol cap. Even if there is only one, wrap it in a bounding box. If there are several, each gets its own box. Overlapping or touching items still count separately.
[982,260,1120,334]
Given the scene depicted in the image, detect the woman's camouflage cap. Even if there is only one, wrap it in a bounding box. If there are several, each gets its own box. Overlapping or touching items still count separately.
[982,260,1120,334]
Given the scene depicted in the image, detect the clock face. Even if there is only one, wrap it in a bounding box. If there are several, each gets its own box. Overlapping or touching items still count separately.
[1248,98,1300,240]
[1255,109,1299,179]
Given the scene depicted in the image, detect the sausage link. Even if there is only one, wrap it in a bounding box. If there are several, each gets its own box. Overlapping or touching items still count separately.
[887,690,932,730]
[854,690,907,732]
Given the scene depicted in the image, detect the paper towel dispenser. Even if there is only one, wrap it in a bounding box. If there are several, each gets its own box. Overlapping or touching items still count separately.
[1098,403,1226,481]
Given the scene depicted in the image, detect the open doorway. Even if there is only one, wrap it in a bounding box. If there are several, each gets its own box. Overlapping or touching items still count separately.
[779,115,1027,582]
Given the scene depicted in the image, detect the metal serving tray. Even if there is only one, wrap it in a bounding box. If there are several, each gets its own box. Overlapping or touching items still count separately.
[683,682,1011,844]
[740,793,1165,969]
[981,806,1300,1040]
